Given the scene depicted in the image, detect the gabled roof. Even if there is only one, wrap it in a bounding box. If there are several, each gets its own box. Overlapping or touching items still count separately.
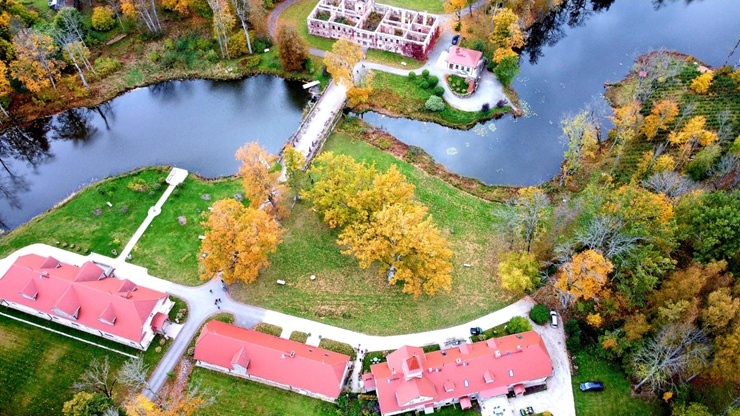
[0,254,168,344]
[370,331,553,415]
[446,46,483,69]
[194,320,350,400]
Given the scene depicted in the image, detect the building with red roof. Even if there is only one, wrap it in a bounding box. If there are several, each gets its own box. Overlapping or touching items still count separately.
[366,331,553,416]
[446,46,485,79]
[0,253,173,350]
[194,320,352,402]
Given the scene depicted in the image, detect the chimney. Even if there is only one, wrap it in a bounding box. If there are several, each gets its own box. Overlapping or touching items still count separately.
[289,350,296,358]
[516,345,522,351]
[495,350,501,358]
[40,271,49,279]
[455,358,462,366]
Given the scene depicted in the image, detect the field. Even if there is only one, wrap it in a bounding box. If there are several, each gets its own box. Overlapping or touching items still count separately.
[229,127,514,335]
[572,347,665,416]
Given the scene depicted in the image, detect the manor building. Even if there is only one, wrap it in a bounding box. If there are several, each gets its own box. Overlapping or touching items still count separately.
[308,0,439,59]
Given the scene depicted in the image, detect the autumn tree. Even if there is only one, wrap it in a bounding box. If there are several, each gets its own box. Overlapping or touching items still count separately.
[489,8,524,63]
[121,0,162,34]
[608,100,641,171]
[324,38,363,87]
[690,72,713,94]
[72,356,117,399]
[125,387,214,416]
[10,29,63,93]
[92,6,117,31]
[282,145,305,200]
[199,199,282,285]
[118,356,150,393]
[701,288,739,335]
[53,7,87,46]
[444,0,466,24]
[494,186,551,252]
[559,110,600,186]
[498,250,539,294]
[338,202,453,298]
[235,142,283,214]
[0,60,10,118]
[56,32,94,90]
[641,99,679,140]
[277,26,308,72]
[642,171,695,199]
[675,190,740,264]
[631,323,712,392]
[555,249,613,308]
[62,392,113,416]
[230,0,253,54]
[709,325,740,382]
[668,115,718,164]
[208,0,234,59]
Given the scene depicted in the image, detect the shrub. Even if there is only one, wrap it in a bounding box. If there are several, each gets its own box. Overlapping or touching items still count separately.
[433,85,445,96]
[425,95,445,112]
[240,55,262,68]
[685,144,721,180]
[481,103,490,112]
[93,57,122,77]
[228,34,249,58]
[427,75,439,88]
[91,6,115,32]
[318,338,356,360]
[254,322,282,337]
[494,55,520,86]
[127,178,149,193]
[419,80,429,89]
[454,21,462,32]
[505,316,532,334]
[421,69,429,78]
[289,331,309,343]
[529,304,550,325]
[408,71,416,80]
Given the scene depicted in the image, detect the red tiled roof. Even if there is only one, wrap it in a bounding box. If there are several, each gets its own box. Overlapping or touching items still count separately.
[446,46,483,69]
[194,320,350,400]
[0,254,168,344]
[370,331,553,415]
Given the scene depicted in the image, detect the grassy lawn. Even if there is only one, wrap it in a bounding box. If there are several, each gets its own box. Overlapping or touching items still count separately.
[278,0,424,68]
[189,367,337,416]
[0,167,169,259]
[572,347,665,416]
[363,71,509,128]
[130,175,242,286]
[230,128,514,335]
[0,305,170,416]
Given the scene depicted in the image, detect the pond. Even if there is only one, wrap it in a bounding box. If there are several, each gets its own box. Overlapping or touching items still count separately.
[0,75,310,229]
[361,0,740,186]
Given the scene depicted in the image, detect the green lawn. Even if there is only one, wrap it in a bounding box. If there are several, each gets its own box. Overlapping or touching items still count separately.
[364,71,509,128]
[0,167,169,260]
[278,0,424,68]
[190,367,337,416]
[130,175,243,286]
[572,347,665,416]
[230,128,514,335]
[0,305,172,416]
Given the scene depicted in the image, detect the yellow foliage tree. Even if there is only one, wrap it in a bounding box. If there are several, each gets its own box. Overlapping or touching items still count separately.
[324,38,363,88]
[690,72,713,94]
[338,202,453,298]
[125,392,211,416]
[556,249,614,306]
[199,199,282,285]
[586,313,603,328]
[444,0,466,22]
[121,0,162,33]
[0,60,10,117]
[489,8,523,63]
[701,288,739,334]
[10,29,63,94]
[668,115,718,163]
[623,312,651,341]
[641,99,679,141]
[710,326,740,382]
[235,142,283,214]
[493,47,518,64]
[161,0,191,16]
[282,145,306,199]
[498,250,539,294]
[347,86,372,107]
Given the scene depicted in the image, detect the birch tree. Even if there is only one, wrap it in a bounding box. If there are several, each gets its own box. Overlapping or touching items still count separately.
[122,0,162,34]
[10,29,63,93]
[229,0,252,54]
[72,356,117,399]
[207,0,234,59]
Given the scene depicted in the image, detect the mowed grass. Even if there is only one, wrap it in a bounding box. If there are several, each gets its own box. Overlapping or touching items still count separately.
[0,168,169,260]
[278,0,424,68]
[0,309,131,416]
[572,347,665,416]
[130,175,243,286]
[189,367,337,416]
[365,71,508,128]
[230,129,514,335]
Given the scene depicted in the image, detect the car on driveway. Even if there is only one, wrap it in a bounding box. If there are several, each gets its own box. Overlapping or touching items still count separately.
[452,34,460,45]
[550,310,558,327]
[580,381,604,392]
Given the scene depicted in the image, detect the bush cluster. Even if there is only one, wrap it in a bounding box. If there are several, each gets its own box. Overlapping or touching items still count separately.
[505,316,532,334]
[529,304,550,325]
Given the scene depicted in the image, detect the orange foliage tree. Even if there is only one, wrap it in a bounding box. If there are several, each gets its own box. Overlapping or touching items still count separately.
[235,142,285,216]
[555,249,614,307]
[641,99,679,140]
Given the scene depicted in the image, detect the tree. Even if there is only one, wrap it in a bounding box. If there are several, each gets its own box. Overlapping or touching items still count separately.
[498,250,539,294]
[199,199,282,285]
[631,323,712,392]
[125,386,214,416]
[642,171,695,199]
[559,110,600,186]
[529,304,549,325]
[57,33,93,90]
[444,0,466,23]
[505,316,532,334]
[63,392,112,416]
[424,95,445,111]
[208,0,235,59]
[277,26,308,72]
[282,145,305,200]
[608,100,641,171]
[673,403,713,416]
[118,356,150,393]
[72,356,117,399]
[493,55,520,86]
[641,99,679,141]
[690,72,713,94]
[235,142,283,214]
[489,8,523,63]
[676,190,740,264]
[668,115,718,164]
[161,0,191,16]
[337,202,453,298]
[496,187,551,253]
[555,249,613,307]
[709,325,740,383]
[53,7,87,46]
[121,0,162,34]
[230,0,253,54]
[324,38,363,87]
[347,86,372,107]
[92,7,116,31]
[701,288,739,335]
[10,29,63,93]
[0,60,11,118]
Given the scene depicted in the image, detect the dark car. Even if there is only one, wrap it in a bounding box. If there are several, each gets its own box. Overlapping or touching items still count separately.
[452,34,461,45]
[470,327,482,336]
[580,381,604,392]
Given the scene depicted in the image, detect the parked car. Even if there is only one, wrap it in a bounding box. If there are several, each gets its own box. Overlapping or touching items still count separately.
[580,381,604,392]
[470,327,482,336]
[550,310,558,328]
[519,406,534,415]
[452,34,461,45]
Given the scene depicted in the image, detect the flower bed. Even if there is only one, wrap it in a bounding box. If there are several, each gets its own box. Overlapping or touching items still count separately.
[446,74,473,97]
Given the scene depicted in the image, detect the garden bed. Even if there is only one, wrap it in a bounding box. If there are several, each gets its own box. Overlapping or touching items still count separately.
[446,74,473,97]
[318,338,357,360]
[254,323,284,337]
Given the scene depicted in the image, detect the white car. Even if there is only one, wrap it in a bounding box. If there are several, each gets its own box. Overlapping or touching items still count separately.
[550,310,558,328]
